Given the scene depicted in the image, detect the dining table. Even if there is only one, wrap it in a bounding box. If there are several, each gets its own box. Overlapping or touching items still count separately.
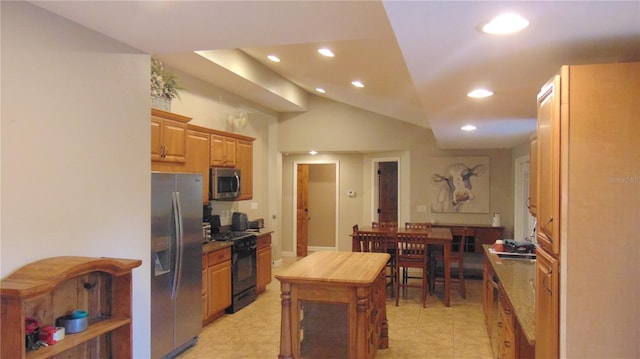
[352,226,454,307]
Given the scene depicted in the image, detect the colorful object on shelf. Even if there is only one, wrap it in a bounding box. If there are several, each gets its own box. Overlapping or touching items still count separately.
[57,310,88,334]
[39,326,65,345]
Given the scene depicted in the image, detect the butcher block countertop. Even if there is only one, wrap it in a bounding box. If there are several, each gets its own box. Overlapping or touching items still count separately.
[276,251,390,286]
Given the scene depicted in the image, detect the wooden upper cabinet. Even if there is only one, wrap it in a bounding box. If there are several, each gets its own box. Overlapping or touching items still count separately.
[150,109,255,203]
[210,134,236,167]
[536,75,561,256]
[528,136,538,217]
[151,108,190,163]
[236,139,254,200]
[185,127,211,203]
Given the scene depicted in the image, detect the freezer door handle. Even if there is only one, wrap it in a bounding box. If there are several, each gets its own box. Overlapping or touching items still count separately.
[171,191,184,300]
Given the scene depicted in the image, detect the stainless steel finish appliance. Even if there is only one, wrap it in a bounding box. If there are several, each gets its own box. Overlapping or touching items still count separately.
[209,167,241,200]
[151,173,202,359]
[211,231,258,313]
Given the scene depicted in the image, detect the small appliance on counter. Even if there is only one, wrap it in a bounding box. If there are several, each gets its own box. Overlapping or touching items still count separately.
[232,212,249,231]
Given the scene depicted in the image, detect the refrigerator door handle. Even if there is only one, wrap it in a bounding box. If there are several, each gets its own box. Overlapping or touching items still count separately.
[171,191,184,300]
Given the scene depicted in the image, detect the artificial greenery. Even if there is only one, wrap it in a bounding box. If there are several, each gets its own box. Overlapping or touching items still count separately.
[151,57,182,100]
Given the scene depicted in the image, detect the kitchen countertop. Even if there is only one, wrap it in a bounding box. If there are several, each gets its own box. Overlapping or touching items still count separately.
[202,228,274,254]
[483,244,536,345]
[203,240,233,254]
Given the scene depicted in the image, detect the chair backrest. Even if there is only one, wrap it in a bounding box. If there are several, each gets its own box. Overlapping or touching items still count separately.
[372,221,398,229]
[405,222,432,230]
[355,230,394,254]
[396,232,428,263]
[452,227,471,262]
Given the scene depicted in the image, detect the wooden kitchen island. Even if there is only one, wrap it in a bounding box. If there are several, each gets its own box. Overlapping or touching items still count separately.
[276,251,390,359]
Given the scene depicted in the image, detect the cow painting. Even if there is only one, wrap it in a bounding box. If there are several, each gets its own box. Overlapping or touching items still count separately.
[431,160,489,213]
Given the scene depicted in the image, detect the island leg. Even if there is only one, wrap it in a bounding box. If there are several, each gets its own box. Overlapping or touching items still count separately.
[278,282,293,359]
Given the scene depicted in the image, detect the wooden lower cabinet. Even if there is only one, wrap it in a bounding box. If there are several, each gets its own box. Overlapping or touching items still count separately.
[1,256,141,359]
[256,233,272,293]
[202,247,232,326]
[535,248,559,359]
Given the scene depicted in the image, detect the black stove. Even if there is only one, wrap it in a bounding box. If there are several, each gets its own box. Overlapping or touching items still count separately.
[211,231,257,251]
[209,231,258,313]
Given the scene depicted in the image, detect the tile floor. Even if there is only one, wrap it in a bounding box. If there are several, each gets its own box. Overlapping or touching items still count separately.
[178,256,494,359]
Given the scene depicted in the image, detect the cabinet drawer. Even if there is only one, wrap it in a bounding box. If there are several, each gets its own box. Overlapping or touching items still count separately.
[499,293,514,329]
[208,247,231,266]
[257,234,271,249]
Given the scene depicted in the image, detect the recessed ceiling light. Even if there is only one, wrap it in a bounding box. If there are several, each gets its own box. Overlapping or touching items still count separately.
[318,48,334,57]
[467,88,494,98]
[351,80,365,88]
[309,150,318,155]
[267,55,280,63]
[481,13,529,35]
[461,125,477,131]
[315,88,326,94]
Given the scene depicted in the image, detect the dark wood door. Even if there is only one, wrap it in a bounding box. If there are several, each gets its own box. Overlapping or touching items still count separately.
[378,162,398,222]
[296,164,309,256]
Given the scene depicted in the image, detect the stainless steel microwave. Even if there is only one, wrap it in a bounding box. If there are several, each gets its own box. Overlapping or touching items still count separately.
[209,167,241,200]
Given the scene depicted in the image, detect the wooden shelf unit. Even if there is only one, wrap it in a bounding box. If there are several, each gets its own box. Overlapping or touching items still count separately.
[1,256,141,359]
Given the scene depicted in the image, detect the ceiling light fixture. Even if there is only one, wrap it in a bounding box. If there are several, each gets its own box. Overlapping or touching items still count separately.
[467,88,494,98]
[481,13,529,35]
[317,48,334,57]
[351,80,365,88]
[315,88,326,94]
[309,150,318,155]
[267,55,280,63]
[461,125,477,131]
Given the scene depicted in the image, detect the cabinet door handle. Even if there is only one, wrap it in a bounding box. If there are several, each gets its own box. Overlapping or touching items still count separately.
[504,340,511,348]
[543,267,553,295]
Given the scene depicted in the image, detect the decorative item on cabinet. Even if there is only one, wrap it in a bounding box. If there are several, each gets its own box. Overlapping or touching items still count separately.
[1,256,141,359]
[151,57,183,111]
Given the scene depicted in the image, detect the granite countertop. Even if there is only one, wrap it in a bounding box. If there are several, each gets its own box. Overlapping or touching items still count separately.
[483,245,536,345]
[203,240,233,254]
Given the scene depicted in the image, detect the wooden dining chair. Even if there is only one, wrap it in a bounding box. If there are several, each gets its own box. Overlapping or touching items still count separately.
[372,221,398,229]
[429,227,472,299]
[354,230,396,297]
[404,222,432,230]
[402,223,433,286]
[395,232,429,307]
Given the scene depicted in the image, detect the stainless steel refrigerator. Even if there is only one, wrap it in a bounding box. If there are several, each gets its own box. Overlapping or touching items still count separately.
[151,172,203,359]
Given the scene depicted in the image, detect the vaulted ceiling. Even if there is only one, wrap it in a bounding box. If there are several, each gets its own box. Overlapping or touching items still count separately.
[32,1,640,149]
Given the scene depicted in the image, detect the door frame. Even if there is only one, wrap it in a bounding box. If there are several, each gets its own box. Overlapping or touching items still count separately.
[370,157,401,223]
[514,155,535,240]
[292,160,340,253]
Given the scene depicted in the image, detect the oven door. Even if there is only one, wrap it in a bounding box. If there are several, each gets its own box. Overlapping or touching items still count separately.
[232,244,257,295]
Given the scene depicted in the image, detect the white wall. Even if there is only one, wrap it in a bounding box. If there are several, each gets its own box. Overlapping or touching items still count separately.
[1,2,151,357]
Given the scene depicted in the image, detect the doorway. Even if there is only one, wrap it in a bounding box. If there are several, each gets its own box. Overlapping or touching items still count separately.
[293,161,339,256]
[514,156,535,240]
[372,159,399,223]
